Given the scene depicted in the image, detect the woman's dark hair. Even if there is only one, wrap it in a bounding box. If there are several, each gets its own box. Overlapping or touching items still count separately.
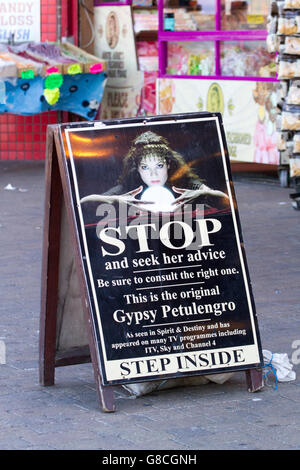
[118,131,202,191]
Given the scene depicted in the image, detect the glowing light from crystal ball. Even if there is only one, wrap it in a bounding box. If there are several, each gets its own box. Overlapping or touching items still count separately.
[140,186,175,213]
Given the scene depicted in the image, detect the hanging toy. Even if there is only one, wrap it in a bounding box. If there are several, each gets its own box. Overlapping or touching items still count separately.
[67,64,82,75]
[43,88,60,106]
[43,72,64,105]
[89,63,103,74]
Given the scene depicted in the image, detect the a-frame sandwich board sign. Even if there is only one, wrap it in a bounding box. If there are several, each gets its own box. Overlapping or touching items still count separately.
[39,113,264,412]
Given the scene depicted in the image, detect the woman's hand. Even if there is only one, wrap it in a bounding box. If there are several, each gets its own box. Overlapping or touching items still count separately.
[80,186,154,211]
[171,185,229,210]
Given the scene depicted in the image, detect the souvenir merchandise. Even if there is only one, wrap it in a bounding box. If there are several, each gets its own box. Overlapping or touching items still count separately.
[289,156,300,177]
[221,42,276,77]
[132,0,153,5]
[267,0,300,204]
[136,42,158,116]
[157,0,278,165]
[281,106,300,130]
[133,8,158,33]
[0,41,106,119]
[277,12,300,35]
[267,33,280,53]
[221,2,268,30]
[277,79,289,104]
[278,56,300,79]
[162,8,215,31]
[293,132,300,151]
[277,132,288,149]
[283,36,300,55]
[167,41,214,76]
[286,80,300,103]
[0,54,17,77]
[284,0,300,8]
[137,41,158,72]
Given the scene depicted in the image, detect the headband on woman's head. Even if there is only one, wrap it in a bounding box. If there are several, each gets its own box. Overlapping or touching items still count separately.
[139,143,171,151]
[133,131,171,148]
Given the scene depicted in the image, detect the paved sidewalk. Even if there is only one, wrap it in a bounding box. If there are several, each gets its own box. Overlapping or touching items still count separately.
[0,161,299,450]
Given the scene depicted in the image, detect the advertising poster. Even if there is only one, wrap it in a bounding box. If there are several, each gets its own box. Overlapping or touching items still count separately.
[99,70,144,120]
[61,113,263,384]
[94,4,141,119]
[0,0,41,42]
[157,78,279,165]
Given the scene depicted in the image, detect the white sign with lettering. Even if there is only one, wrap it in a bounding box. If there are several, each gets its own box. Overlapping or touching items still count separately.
[0,0,41,43]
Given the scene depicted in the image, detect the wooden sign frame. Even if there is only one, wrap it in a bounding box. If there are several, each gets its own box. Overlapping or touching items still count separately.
[39,114,264,413]
[39,122,115,412]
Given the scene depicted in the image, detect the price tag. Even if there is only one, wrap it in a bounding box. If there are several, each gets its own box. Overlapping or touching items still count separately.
[247,15,264,25]
[44,73,63,90]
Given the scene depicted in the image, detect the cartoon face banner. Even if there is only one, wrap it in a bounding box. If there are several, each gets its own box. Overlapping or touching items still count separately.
[61,113,263,384]
[157,79,279,165]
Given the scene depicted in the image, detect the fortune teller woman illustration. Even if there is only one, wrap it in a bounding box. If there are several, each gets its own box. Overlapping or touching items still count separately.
[80,131,229,213]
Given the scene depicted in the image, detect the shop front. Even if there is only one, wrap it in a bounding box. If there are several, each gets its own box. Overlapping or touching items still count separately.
[156,0,279,167]
[0,0,279,167]
[0,0,106,161]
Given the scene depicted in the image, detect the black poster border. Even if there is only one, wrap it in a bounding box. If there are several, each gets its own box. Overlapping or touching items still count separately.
[57,111,264,387]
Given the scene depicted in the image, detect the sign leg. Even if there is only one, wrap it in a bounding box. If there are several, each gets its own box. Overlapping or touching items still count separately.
[98,382,116,413]
[246,368,264,392]
[39,130,62,386]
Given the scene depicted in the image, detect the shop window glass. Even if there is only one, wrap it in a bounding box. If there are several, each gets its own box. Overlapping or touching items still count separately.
[167,41,215,75]
[220,0,271,31]
[220,41,276,77]
[163,0,215,31]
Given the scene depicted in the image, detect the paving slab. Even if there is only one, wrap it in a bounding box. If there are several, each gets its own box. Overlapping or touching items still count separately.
[0,161,299,450]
